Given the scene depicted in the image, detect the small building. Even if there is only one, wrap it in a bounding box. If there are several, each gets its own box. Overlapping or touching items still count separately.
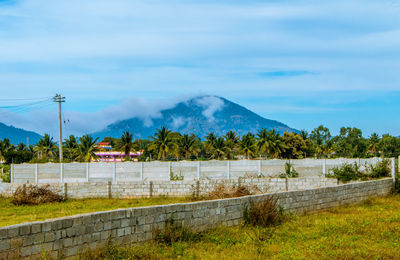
[94,151,142,162]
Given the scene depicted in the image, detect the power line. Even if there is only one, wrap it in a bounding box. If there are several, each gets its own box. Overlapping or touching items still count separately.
[0,96,53,101]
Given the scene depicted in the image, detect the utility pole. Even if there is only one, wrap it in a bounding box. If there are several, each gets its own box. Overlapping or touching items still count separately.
[53,94,65,162]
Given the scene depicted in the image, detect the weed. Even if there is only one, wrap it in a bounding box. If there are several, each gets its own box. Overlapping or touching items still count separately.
[154,218,200,245]
[369,159,391,178]
[243,196,286,227]
[279,162,299,178]
[327,163,362,182]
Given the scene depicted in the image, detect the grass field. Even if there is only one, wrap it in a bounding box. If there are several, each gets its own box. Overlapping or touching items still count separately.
[0,196,194,227]
[81,195,400,260]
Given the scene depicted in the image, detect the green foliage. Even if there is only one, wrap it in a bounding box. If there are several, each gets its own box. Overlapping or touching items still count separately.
[155,218,201,245]
[115,131,134,161]
[328,160,391,182]
[327,163,362,182]
[0,164,10,182]
[76,135,99,162]
[243,196,286,227]
[4,150,33,164]
[368,159,391,178]
[394,176,400,194]
[279,162,299,178]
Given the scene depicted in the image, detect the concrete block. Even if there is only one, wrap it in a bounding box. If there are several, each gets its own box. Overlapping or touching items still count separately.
[0,239,10,251]
[31,223,42,234]
[7,227,19,238]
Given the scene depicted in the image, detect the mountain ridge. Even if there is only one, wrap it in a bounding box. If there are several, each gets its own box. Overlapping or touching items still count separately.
[0,122,42,145]
[93,95,298,139]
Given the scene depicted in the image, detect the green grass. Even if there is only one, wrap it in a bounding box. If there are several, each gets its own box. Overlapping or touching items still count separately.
[0,196,194,227]
[81,195,400,260]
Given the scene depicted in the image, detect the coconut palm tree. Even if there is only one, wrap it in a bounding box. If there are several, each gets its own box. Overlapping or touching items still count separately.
[177,134,200,160]
[63,135,79,161]
[76,135,99,162]
[224,131,239,159]
[115,131,135,161]
[16,143,27,151]
[34,134,57,159]
[149,127,175,160]
[256,129,286,158]
[0,139,14,162]
[239,133,256,159]
[211,137,226,160]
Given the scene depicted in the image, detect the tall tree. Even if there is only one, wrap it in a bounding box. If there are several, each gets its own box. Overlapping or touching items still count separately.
[239,132,256,159]
[115,131,135,161]
[281,132,307,159]
[211,137,226,160]
[76,135,99,162]
[149,127,175,160]
[224,131,239,159]
[63,135,79,162]
[177,134,200,160]
[310,125,332,158]
[0,139,14,162]
[256,129,286,158]
[34,134,57,159]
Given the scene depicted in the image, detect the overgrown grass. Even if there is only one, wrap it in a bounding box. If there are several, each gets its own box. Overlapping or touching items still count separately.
[79,195,400,260]
[0,196,194,227]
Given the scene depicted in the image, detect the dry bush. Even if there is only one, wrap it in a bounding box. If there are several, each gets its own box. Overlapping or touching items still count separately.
[243,196,285,227]
[11,184,64,205]
[207,183,252,200]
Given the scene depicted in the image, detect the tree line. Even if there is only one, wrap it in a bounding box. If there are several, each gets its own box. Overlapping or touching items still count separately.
[0,125,399,164]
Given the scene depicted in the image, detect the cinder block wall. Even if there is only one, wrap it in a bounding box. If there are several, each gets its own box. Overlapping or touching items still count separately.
[0,178,393,259]
[1,178,338,198]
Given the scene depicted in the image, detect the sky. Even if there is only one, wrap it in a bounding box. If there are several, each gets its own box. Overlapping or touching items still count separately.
[0,0,399,138]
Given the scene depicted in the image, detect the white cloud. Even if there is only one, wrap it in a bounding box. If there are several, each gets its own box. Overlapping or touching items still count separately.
[195,96,225,122]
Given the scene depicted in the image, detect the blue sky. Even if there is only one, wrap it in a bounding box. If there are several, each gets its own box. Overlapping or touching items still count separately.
[0,0,399,137]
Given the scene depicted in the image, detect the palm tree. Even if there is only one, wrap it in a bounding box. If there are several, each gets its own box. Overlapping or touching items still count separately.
[0,139,14,162]
[239,133,256,159]
[16,143,27,151]
[177,134,200,160]
[115,131,135,161]
[63,135,79,161]
[211,137,226,160]
[204,133,217,156]
[34,134,57,159]
[224,131,239,159]
[149,127,175,160]
[256,129,286,158]
[76,135,99,162]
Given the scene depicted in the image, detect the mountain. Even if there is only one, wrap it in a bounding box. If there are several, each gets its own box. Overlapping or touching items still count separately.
[93,95,298,140]
[0,122,42,145]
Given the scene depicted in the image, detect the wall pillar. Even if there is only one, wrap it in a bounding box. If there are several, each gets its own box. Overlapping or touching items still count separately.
[227,160,230,179]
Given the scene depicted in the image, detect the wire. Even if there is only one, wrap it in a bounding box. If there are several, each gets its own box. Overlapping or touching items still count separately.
[0,99,52,109]
[0,96,53,101]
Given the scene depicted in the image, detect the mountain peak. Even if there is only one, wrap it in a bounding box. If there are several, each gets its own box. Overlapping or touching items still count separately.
[93,96,297,139]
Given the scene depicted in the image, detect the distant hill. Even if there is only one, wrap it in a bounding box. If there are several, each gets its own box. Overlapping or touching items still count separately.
[93,95,298,139]
[0,122,42,145]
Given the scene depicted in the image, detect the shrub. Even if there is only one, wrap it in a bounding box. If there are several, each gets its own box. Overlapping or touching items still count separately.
[394,175,400,194]
[243,196,285,227]
[279,162,299,178]
[155,219,200,245]
[0,165,10,183]
[11,184,64,205]
[207,183,252,200]
[369,159,391,178]
[327,163,362,182]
